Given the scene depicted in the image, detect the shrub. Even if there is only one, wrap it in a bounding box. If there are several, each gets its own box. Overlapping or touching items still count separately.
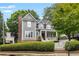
[37,36,41,41]
[0,41,54,51]
[0,38,3,44]
[65,40,79,51]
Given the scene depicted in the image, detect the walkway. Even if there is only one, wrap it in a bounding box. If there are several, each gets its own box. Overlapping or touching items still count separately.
[0,51,79,56]
[55,40,68,50]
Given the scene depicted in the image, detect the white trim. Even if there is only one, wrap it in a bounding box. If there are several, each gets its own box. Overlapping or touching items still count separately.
[27,21,31,27]
[22,20,23,40]
[46,24,51,29]
[34,21,36,40]
[22,13,37,21]
[35,31,36,40]
[29,13,37,21]
[25,31,34,39]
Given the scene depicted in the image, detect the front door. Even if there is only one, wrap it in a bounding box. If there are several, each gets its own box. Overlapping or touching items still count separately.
[42,31,45,40]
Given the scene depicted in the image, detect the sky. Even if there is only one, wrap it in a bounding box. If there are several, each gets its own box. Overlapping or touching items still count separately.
[0,3,52,21]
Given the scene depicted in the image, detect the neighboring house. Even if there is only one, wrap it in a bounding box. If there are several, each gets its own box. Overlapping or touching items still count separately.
[18,13,58,41]
[5,32,14,44]
[5,22,14,44]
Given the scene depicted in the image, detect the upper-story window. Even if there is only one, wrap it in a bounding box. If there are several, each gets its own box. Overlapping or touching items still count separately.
[46,24,51,29]
[39,24,43,29]
[36,24,38,28]
[44,24,46,29]
[27,21,31,27]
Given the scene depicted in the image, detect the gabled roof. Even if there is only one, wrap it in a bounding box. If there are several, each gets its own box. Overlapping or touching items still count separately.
[38,19,52,25]
[22,13,37,21]
[22,13,52,25]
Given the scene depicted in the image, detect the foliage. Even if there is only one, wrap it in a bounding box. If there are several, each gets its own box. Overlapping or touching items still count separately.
[44,3,79,40]
[43,6,53,20]
[37,36,41,41]
[0,38,3,44]
[0,12,3,38]
[65,39,79,51]
[0,41,54,51]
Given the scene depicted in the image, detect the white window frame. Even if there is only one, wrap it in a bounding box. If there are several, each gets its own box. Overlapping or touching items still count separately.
[25,31,34,39]
[36,31,39,36]
[39,24,43,29]
[27,21,31,27]
[46,24,51,29]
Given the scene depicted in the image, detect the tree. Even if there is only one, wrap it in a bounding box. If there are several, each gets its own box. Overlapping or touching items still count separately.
[43,3,79,56]
[0,12,3,38]
[43,4,61,40]
[51,3,79,41]
[7,10,39,42]
[43,7,53,20]
[0,12,4,44]
[44,3,79,56]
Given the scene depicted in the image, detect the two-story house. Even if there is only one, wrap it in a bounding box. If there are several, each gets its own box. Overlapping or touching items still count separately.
[18,13,58,41]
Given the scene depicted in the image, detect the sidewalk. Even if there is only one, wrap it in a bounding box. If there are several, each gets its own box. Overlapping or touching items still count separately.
[0,50,79,56]
[0,51,67,56]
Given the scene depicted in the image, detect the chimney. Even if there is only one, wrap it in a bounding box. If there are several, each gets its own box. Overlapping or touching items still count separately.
[18,15,22,42]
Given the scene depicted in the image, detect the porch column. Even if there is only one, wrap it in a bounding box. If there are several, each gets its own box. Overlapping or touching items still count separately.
[40,30,43,41]
[56,31,58,41]
[35,31,36,40]
[56,32,58,37]
[45,31,48,41]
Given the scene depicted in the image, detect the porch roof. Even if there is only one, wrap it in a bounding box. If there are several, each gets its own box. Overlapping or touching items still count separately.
[36,29,56,32]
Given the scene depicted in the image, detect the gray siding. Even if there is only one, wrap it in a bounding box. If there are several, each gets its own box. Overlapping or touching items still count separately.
[22,13,36,40]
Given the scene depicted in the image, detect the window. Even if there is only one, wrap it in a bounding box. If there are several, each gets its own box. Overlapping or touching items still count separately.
[44,24,46,29]
[30,32,33,37]
[25,31,34,38]
[47,32,52,37]
[39,24,43,29]
[36,24,38,28]
[27,22,31,27]
[46,24,51,29]
[36,31,39,36]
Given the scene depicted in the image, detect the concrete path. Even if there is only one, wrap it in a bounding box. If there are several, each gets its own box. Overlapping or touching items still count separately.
[55,40,68,50]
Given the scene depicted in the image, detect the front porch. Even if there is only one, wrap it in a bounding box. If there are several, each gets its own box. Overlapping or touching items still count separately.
[36,29,58,41]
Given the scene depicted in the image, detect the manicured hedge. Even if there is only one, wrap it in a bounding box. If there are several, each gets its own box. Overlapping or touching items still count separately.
[0,41,54,51]
[65,40,79,51]
[0,38,3,44]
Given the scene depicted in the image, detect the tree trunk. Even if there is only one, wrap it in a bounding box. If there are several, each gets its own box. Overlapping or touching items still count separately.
[57,33,60,41]
[72,33,75,39]
[67,34,71,41]
[66,34,71,56]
